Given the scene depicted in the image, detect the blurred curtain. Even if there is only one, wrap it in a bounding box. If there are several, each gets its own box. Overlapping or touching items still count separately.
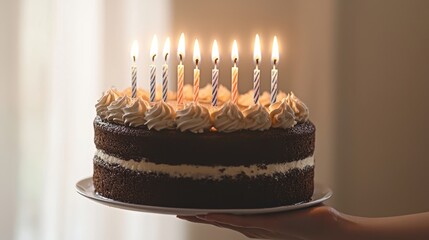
[2,0,189,239]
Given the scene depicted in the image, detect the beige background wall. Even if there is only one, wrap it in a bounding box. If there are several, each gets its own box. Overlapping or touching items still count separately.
[336,0,429,217]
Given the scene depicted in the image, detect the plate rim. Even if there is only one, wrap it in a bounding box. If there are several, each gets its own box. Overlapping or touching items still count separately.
[76,176,332,215]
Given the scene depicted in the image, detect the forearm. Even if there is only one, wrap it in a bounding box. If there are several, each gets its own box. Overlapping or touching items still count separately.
[340,212,429,240]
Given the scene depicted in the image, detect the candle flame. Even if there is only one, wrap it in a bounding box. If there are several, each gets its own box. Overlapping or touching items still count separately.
[212,40,219,64]
[150,35,158,61]
[253,34,261,64]
[193,39,200,65]
[177,33,185,61]
[271,36,279,64]
[231,40,239,63]
[131,40,139,61]
[163,37,170,61]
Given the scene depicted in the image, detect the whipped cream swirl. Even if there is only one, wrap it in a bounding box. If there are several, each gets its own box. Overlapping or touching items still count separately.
[176,102,212,133]
[95,88,121,119]
[123,97,150,127]
[269,98,296,129]
[211,101,244,132]
[243,104,271,131]
[286,92,309,123]
[144,101,176,131]
[106,96,131,124]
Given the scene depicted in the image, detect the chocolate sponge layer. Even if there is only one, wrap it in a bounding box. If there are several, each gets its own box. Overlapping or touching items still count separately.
[94,117,315,166]
[93,158,314,209]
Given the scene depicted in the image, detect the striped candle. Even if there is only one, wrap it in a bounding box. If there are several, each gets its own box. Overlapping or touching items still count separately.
[253,34,261,104]
[271,36,279,104]
[131,64,137,98]
[231,40,239,104]
[162,64,168,102]
[211,40,219,106]
[177,33,185,106]
[130,40,138,98]
[177,63,184,105]
[193,39,201,103]
[150,35,158,103]
[271,65,278,104]
[212,67,219,106]
[150,65,156,102]
[193,68,200,102]
[232,64,238,104]
[253,66,260,104]
[162,38,170,102]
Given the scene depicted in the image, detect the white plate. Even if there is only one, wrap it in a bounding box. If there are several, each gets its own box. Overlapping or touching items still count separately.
[76,177,332,215]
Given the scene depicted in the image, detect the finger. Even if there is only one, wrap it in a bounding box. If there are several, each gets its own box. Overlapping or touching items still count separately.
[198,213,270,229]
[210,222,263,239]
[178,216,260,238]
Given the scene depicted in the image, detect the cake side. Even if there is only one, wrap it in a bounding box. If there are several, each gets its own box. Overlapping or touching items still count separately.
[93,159,314,209]
[94,116,315,166]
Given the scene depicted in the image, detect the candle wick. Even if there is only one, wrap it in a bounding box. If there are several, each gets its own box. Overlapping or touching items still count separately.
[195,59,199,67]
[152,54,156,62]
[214,58,218,66]
[273,59,277,68]
[256,58,259,66]
[179,54,183,62]
[133,56,136,62]
[234,58,237,66]
[165,53,168,62]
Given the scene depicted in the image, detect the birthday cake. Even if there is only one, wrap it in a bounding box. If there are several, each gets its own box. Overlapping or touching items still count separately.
[93,85,315,209]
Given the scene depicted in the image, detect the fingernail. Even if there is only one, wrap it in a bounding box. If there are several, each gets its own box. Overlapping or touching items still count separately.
[196,215,207,220]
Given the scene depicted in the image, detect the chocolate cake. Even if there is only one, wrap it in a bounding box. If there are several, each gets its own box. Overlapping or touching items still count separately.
[93,85,315,209]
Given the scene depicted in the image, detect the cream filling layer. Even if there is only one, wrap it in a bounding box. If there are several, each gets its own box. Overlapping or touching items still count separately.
[95,149,314,180]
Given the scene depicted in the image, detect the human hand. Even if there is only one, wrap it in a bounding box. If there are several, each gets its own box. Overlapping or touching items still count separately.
[177,204,350,240]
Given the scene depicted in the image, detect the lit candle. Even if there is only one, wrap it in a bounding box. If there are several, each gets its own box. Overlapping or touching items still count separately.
[162,38,170,102]
[149,35,158,103]
[177,33,185,106]
[253,34,261,104]
[271,36,279,104]
[211,40,220,107]
[130,40,139,98]
[231,40,239,104]
[193,39,201,102]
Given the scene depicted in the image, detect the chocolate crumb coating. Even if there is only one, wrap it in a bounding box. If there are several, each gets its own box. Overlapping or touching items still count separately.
[94,116,315,166]
[93,159,314,209]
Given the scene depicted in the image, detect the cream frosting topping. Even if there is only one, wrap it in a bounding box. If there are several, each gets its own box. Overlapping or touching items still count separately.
[269,98,296,129]
[144,101,176,131]
[96,87,310,132]
[95,88,121,119]
[286,92,309,123]
[210,101,244,132]
[176,102,212,133]
[94,149,314,180]
[106,95,132,124]
[242,104,271,131]
[123,97,150,127]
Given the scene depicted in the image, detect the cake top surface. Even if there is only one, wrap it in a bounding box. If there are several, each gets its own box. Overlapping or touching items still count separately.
[95,84,309,133]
